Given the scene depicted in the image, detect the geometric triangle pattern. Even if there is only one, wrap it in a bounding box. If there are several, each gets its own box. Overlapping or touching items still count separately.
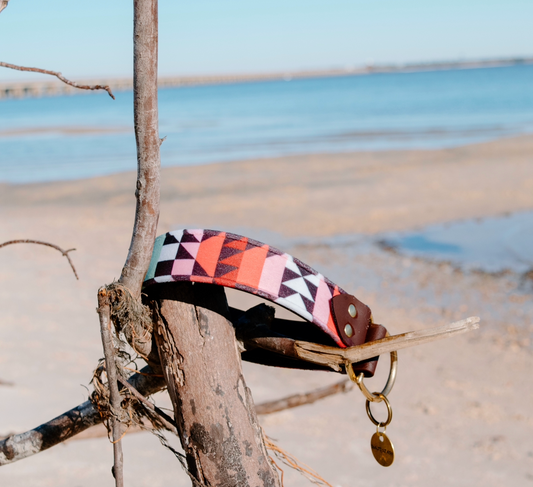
[144,229,346,347]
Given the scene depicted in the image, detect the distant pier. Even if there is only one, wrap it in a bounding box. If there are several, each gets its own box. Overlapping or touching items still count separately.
[0,71,342,100]
[1,57,532,100]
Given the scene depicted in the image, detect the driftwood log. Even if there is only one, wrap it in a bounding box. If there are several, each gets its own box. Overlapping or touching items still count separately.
[151,282,280,486]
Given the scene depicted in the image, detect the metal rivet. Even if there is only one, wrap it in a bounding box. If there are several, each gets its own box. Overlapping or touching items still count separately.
[344,324,354,337]
[348,304,357,318]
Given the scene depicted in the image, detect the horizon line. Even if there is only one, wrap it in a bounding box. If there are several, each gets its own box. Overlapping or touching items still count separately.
[1,55,532,100]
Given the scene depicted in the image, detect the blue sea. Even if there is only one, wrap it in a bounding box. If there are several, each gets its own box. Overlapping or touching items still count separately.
[1,64,533,184]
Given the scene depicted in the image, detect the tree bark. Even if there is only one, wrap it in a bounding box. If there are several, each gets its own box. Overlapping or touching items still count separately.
[97,288,124,487]
[119,0,161,298]
[151,282,280,487]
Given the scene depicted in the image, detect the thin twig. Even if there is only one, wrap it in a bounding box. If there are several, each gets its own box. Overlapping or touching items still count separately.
[116,377,177,434]
[264,434,333,487]
[0,239,79,280]
[0,365,165,466]
[255,379,353,415]
[97,288,124,487]
[0,61,115,99]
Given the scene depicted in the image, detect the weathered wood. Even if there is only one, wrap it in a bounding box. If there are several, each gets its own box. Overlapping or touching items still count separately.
[152,282,280,487]
[240,317,479,372]
[97,288,125,487]
[0,313,480,468]
[119,0,161,298]
[0,375,354,459]
[0,61,115,98]
[294,316,480,370]
[0,366,164,466]
[255,379,353,416]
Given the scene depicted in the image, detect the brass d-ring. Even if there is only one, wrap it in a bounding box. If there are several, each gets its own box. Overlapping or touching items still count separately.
[365,393,393,427]
[346,349,398,403]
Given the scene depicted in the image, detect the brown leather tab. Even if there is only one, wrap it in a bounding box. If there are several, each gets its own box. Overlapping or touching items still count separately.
[330,294,371,347]
[351,323,388,377]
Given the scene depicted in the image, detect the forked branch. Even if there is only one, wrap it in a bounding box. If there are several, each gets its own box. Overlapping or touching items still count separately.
[0,62,115,99]
[0,239,79,280]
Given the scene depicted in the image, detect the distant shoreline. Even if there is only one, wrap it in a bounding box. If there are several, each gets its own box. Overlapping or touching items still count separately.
[1,56,532,100]
[2,133,533,237]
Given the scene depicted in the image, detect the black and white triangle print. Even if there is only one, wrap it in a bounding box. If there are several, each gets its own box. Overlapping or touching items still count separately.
[277,256,322,316]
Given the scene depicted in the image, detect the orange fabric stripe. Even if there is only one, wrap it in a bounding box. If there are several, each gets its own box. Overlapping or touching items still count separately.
[190,275,214,285]
[213,277,238,288]
[220,251,245,269]
[236,245,268,290]
[195,233,225,277]
[225,237,248,251]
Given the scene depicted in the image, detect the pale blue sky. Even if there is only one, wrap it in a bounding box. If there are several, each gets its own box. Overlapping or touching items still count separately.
[1,0,532,81]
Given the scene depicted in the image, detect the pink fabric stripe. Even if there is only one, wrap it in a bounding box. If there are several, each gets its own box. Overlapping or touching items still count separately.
[181,242,200,260]
[313,278,333,327]
[258,253,288,298]
[172,259,195,276]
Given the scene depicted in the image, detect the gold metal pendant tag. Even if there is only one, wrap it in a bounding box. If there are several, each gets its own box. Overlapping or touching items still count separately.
[370,431,395,467]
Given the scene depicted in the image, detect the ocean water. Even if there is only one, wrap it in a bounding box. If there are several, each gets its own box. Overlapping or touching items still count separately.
[1,64,533,183]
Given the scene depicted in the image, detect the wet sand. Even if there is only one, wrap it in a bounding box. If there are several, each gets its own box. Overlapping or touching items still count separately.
[1,135,532,486]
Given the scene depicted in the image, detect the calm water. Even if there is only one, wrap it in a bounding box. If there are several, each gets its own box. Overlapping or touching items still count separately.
[378,211,533,274]
[1,64,533,183]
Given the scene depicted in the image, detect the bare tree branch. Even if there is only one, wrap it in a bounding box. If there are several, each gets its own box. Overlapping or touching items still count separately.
[0,310,480,467]
[118,0,160,298]
[0,1,9,14]
[0,239,79,280]
[0,366,164,466]
[97,288,124,487]
[0,374,353,464]
[0,62,115,99]
[255,379,354,415]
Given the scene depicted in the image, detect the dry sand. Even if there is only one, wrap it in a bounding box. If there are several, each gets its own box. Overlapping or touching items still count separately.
[1,135,532,486]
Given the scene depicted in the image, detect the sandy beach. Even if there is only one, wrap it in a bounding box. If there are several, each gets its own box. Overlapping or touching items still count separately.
[1,135,532,486]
